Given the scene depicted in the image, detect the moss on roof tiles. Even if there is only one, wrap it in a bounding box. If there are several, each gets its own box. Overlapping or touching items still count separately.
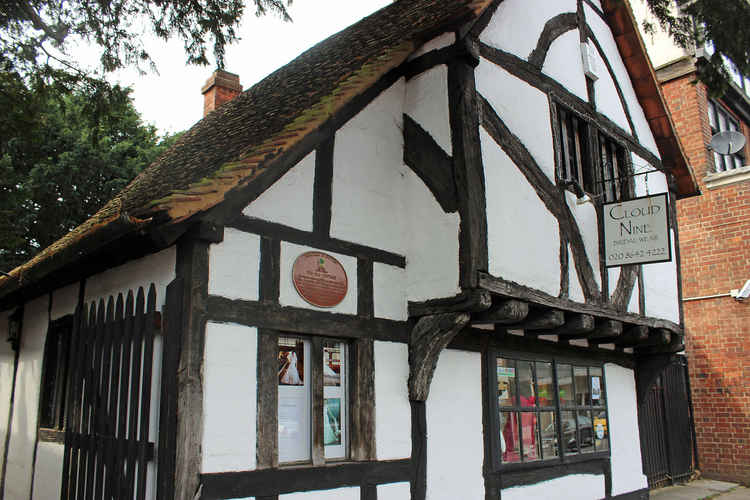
[0,0,492,298]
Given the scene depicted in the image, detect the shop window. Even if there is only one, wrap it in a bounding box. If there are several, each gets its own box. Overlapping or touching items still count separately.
[39,316,73,431]
[278,336,348,463]
[555,105,630,203]
[494,355,609,469]
[708,99,746,172]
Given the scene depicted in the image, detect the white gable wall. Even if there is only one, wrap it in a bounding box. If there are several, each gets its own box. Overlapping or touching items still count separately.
[405,65,452,155]
[543,30,589,101]
[374,341,411,460]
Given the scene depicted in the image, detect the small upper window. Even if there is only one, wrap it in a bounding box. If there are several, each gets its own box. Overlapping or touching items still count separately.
[556,105,629,202]
[39,317,72,430]
[708,100,746,172]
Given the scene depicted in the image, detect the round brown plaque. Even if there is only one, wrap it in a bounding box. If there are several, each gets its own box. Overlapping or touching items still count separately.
[292,251,348,308]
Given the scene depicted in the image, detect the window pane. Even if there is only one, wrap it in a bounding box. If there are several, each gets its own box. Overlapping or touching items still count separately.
[714,151,725,172]
[574,366,590,406]
[561,410,577,456]
[278,337,311,463]
[590,367,605,407]
[558,364,574,407]
[521,412,540,462]
[500,412,520,463]
[536,362,554,407]
[578,410,595,453]
[708,101,717,129]
[539,411,559,460]
[594,411,610,452]
[324,341,347,459]
[497,358,517,407]
[518,361,535,407]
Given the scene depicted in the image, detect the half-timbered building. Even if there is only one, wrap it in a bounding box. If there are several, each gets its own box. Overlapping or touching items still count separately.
[0,0,698,499]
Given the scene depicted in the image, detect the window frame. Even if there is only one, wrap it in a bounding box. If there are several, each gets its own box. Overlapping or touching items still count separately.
[276,333,352,466]
[38,315,73,436]
[707,99,746,172]
[488,349,611,474]
[553,101,633,204]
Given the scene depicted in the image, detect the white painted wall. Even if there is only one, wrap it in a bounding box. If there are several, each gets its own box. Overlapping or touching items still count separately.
[605,363,649,495]
[377,482,411,500]
[202,322,258,473]
[565,192,602,290]
[373,263,407,321]
[568,248,585,303]
[585,3,661,156]
[426,349,484,500]
[480,0,577,61]
[243,151,316,231]
[409,32,455,61]
[629,280,640,314]
[374,341,411,460]
[31,441,64,500]
[543,30,588,101]
[279,242,358,315]
[0,310,12,480]
[405,65,452,154]
[209,228,261,301]
[592,44,633,134]
[279,487,359,500]
[3,295,48,500]
[403,168,460,302]
[501,474,605,500]
[84,246,176,310]
[642,235,680,322]
[481,128,560,296]
[331,79,407,255]
[50,282,79,320]
[630,0,689,71]
[476,59,556,181]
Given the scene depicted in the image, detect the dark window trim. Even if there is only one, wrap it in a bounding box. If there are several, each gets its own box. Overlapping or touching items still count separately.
[487,348,612,476]
[38,315,73,433]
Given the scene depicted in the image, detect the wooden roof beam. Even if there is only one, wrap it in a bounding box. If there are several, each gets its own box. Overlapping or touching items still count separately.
[471,299,529,324]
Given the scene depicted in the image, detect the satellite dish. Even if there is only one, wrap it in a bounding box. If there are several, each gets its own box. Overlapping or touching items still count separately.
[709,130,746,155]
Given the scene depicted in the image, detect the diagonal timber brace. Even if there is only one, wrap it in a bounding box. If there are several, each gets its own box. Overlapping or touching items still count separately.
[408,312,470,401]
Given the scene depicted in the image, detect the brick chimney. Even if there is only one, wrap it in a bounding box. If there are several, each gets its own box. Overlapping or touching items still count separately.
[201,69,242,116]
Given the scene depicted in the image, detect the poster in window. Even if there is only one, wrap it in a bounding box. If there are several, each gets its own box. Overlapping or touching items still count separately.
[324,398,342,445]
[279,338,305,386]
[323,344,341,387]
[497,359,516,406]
[591,376,601,401]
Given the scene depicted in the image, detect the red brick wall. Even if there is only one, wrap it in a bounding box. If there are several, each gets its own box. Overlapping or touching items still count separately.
[664,74,750,483]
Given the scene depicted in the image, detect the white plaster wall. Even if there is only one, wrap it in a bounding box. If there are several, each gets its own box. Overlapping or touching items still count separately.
[31,441,64,500]
[280,487,359,500]
[403,168,460,302]
[243,151,315,231]
[565,191,602,290]
[426,349,484,500]
[409,32,455,60]
[642,235,680,322]
[377,482,411,500]
[330,79,407,255]
[480,0,577,61]
[585,3,661,156]
[209,228,261,301]
[543,30,588,101]
[501,474,605,500]
[592,44,632,134]
[0,310,12,479]
[373,263,407,321]
[629,280,640,314]
[476,59,556,181]
[3,295,48,500]
[633,156,668,197]
[374,341,411,460]
[405,65,452,154]
[605,363,649,495]
[50,282,79,320]
[202,322,258,473]
[279,242,358,315]
[482,129,560,296]
[568,248,585,303]
[84,246,176,310]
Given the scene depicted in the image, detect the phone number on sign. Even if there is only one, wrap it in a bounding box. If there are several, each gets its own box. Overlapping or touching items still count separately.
[609,247,667,262]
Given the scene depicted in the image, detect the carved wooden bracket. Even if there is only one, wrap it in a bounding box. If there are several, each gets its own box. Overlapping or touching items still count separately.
[408,312,470,402]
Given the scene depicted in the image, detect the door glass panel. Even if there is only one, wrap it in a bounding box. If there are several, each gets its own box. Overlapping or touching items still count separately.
[575,366,590,406]
[518,361,535,407]
[536,362,554,407]
[539,411,558,460]
[558,364,574,407]
[500,412,520,463]
[521,412,540,462]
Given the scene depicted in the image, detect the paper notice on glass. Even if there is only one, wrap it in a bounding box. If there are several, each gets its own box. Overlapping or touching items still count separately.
[278,387,310,462]
[592,376,601,401]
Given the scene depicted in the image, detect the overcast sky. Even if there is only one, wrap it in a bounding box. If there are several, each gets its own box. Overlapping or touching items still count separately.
[103,1,391,135]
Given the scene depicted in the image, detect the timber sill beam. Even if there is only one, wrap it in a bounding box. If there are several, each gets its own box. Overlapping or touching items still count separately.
[408,313,470,401]
[553,313,595,337]
[471,299,529,324]
[409,289,491,317]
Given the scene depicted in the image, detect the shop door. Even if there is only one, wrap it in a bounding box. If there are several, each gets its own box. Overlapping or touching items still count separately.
[638,356,696,489]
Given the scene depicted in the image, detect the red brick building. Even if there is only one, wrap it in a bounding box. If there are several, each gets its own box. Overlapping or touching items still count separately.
[634,1,750,481]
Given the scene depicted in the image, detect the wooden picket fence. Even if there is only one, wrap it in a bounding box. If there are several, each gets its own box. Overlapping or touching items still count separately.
[60,284,160,500]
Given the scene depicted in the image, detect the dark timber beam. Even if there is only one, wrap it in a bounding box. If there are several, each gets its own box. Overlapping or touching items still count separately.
[409,289,492,317]
[511,309,565,332]
[554,313,595,337]
[409,313,470,401]
[471,299,529,324]
[641,328,671,347]
[614,325,649,346]
[587,319,623,343]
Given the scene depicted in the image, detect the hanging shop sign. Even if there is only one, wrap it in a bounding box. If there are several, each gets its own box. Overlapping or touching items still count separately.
[292,251,348,307]
[604,193,671,267]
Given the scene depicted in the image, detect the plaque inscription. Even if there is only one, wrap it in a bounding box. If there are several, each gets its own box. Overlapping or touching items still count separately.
[292,252,348,308]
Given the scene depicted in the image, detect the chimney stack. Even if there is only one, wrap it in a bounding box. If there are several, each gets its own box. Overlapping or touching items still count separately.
[201,69,242,116]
